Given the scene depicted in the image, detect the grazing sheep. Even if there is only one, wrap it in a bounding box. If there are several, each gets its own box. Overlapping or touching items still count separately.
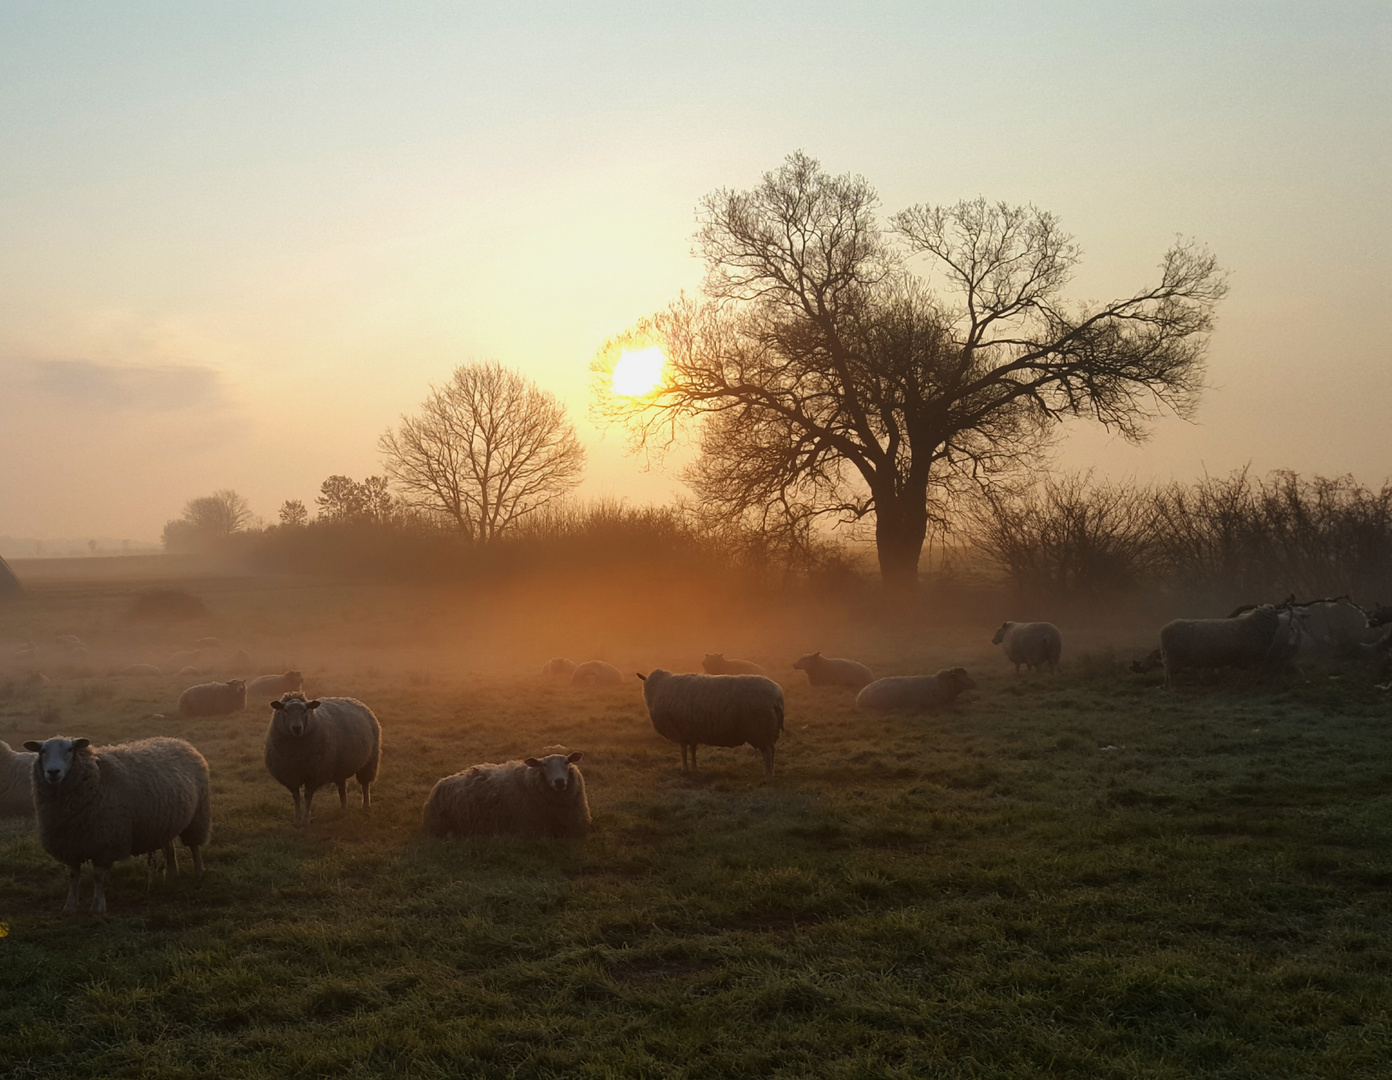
[856,668,977,712]
[792,651,874,690]
[542,657,578,679]
[423,751,590,839]
[264,693,381,825]
[247,670,304,703]
[638,669,785,778]
[991,621,1063,674]
[702,653,767,676]
[178,679,247,717]
[23,735,210,914]
[120,664,162,677]
[571,660,625,687]
[0,740,36,818]
[1133,604,1300,688]
[227,649,254,675]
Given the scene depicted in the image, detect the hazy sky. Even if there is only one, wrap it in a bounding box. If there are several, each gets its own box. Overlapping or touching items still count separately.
[2,2,1388,541]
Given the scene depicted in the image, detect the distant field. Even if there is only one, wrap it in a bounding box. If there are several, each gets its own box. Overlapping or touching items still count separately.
[2,569,1391,1078]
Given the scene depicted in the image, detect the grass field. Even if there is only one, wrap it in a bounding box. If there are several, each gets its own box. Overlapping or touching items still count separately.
[2,565,1391,1078]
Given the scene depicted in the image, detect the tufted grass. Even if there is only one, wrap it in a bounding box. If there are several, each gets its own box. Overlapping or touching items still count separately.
[2,570,1392,1077]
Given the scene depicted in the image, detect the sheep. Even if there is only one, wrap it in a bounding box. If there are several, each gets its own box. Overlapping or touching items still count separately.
[23,735,210,914]
[247,670,304,703]
[637,669,785,778]
[856,668,977,712]
[542,657,578,679]
[178,679,247,717]
[991,621,1063,674]
[702,653,768,676]
[423,751,590,839]
[792,651,874,690]
[0,740,36,818]
[570,660,625,687]
[120,664,162,677]
[227,649,254,675]
[1133,604,1300,688]
[264,692,381,825]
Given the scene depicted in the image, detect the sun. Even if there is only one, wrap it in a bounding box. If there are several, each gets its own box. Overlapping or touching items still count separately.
[610,346,667,397]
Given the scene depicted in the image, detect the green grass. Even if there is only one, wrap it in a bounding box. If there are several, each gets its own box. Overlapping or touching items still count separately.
[2,575,1392,1077]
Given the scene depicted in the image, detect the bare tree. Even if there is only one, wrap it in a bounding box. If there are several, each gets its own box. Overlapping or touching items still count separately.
[380,362,585,542]
[316,475,394,524]
[162,489,253,551]
[594,152,1227,589]
[278,499,309,528]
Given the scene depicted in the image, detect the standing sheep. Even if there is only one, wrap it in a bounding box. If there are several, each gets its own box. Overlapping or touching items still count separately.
[1133,604,1301,688]
[702,653,768,676]
[178,679,247,717]
[542,657,578,679]
[856,668,977,712]
[0,740,36,818]
[792,651,873,690]
[247,670,304,703]
[264,693,381,825]
[638,669,785,778]
[991,622,1063,674]
[571,660,625,687]
[423,751,590,839]
[23,735,210,914]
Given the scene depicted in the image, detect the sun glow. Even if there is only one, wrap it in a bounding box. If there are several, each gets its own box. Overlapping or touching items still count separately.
[610,346,667,397]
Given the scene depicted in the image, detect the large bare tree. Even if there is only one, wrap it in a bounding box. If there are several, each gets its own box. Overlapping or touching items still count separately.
[594,152,1227,589]
[380,362,585,542]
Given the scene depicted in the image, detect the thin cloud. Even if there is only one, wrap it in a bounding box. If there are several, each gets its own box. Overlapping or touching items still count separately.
[2,358,230,411]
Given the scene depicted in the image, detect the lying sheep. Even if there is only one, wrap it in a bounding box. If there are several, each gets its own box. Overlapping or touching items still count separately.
[702,653,767,676]
[247,670,304,703]
[423,751,590,839]
[571,660,624,687]
[856,668,977,712]
[792,651,873,690]
[178,679,247,717]
[120,663,162,677]
[0,740,36,818]
[991,621,1062,674]
[264,692,381,825]
[23,735,210,914]
[638,669,784,778]
[1132,604,1300,688]
[542,657,578,679]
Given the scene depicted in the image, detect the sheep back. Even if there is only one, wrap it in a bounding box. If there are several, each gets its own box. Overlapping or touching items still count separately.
[0,740,36,818]
[993,622,1063,673]
[570,660,624,687]
[247,671,304,703]
[792,651,873,689]
[702,653,767,676]
[542,657,578,678]
[178,679,247,717]
[264,695,381,797]
[640,669,785,763]
[423,756,590,839]
[856,668,977,712]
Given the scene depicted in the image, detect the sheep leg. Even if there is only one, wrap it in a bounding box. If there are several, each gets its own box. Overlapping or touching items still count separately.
[164,842,179,878]
[63,864,82,915]
[190,844,204,876]
[359,778,372,811]
[90,864,109,915]
[760,745,775,779]
[291,787,304,826]
[336,778,348,809]
[303,787,316,825]
[680,744,689,773]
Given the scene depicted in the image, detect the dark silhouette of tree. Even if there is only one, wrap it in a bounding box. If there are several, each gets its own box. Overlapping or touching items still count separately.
[594,152,1227,590]
[161,489,253,551]
[315,475,394,524]
[278,499,309,527]
[380,362,585,542]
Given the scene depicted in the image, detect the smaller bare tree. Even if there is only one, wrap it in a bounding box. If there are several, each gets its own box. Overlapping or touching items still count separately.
[380,362,585,542]
[278,499,309,527]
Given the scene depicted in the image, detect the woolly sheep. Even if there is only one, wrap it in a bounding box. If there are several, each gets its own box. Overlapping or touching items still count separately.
[121,663,162,677]
[1132,605,1300,688]
[856,668,977,712]
[247,670,304,703]
[992,621,1063,674]
[0,740,36,818]
[23,735,210,914]
[227,648,254,675]
[571,660,625,687]
[638,669,785,778]
[423,751,590,839]
[792,651,873,690]
[542,657,578,678]
[264,693,381,825]
[178,679,247,717]
[702,653,768,676]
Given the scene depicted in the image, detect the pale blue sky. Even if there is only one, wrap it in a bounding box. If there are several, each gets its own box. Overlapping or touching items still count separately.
[1,3,1388,539]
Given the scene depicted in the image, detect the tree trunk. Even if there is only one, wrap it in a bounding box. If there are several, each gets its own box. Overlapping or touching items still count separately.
[874,491,929,592]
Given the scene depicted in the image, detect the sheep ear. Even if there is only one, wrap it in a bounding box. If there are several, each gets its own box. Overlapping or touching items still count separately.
[270,700,283,710]
[636,672,646,681]
[566,751,583,763]
[524,758,542,768]
[73,738,90,750]
[23,741,42,752]
[306,700,321,709]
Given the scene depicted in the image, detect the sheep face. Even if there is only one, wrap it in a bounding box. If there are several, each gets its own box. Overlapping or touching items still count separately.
[944,668,977,693]
[269,697,323,737]
[792,652,820,671]
[23,737,91,786]
[991,623,1012,645]
[524,752,583,792]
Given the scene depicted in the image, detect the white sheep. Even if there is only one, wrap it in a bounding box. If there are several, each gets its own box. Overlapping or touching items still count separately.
[1132,605,1301,688]
[178,679,247,717]
[24,735,210,914]
[423,751,590,839]
[570,660,625,687]
[542,657,578,679]
[638,669,785,778]
[264,693,381,825]
[792,651,873,690]
[856,668,977,711]
[247,670,304,703]
[0,739,36,818]
[991,621,1063,674]
[702,653,768,676]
